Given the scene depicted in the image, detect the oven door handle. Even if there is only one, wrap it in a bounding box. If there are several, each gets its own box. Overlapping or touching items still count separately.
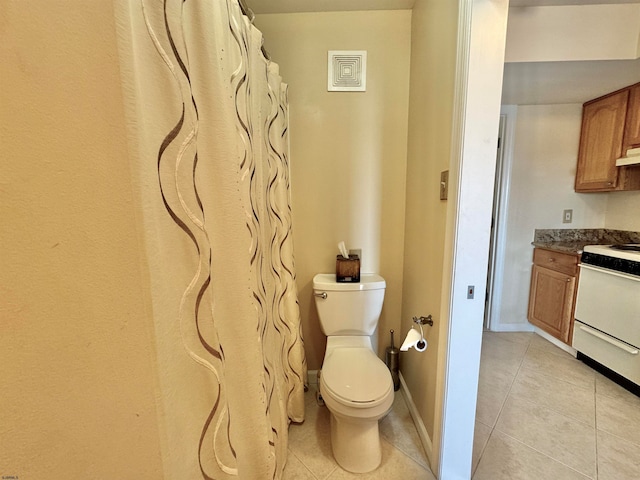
[579,263,640,282]
[578,325,639,355]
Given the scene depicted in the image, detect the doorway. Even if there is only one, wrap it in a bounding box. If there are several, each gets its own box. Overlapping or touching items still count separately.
[484,106,517,331]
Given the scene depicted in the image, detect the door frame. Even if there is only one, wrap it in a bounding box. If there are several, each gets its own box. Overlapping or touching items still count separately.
[485,105,517,331]
[432,1,510,478]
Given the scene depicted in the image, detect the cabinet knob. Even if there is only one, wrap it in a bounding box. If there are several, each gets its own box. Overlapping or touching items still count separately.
[567,278,571,282]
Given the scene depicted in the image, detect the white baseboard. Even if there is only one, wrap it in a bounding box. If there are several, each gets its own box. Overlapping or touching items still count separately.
[307,369,319,385]
[533,327,577,357]
[399,372,434,469]
[489,322,534,333]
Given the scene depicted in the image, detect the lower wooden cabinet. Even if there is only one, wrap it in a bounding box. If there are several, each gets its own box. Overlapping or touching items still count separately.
[527,248,580,345]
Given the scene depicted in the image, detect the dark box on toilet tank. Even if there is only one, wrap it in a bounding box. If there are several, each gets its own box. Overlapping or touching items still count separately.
[336,255,360,282]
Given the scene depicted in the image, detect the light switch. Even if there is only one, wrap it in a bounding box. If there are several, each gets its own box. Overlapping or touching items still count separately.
[563,209,573,224]
[440,170,449,200]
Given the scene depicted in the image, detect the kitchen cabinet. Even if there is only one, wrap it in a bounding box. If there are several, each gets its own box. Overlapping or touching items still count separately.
[527,248,580,345]
[623,83,640,148]
[575,82,640,192]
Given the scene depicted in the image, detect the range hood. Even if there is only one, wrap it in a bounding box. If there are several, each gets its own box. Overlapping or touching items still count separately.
[616,147,640,167]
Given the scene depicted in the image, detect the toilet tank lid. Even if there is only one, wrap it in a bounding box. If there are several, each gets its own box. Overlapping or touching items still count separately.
[313,273,385,291]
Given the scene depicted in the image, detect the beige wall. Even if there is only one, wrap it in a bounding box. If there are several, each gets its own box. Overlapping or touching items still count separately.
[605,191,640,231]
[505,4,640,63]
[400,0,458,442]
[255,11,412,368]
[0,2,164,478]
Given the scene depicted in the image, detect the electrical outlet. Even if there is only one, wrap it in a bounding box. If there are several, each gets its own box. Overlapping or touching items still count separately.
[563,209,573,224]
[349,248,362,260]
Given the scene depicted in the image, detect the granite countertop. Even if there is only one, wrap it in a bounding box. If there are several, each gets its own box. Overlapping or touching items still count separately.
[532,229,640,255]
[531,241,588,254]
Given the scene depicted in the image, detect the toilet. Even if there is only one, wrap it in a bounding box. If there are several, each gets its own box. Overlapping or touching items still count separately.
[313,273,394,473]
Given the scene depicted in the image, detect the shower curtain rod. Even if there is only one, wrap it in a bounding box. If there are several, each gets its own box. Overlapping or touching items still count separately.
[237,0,271,60]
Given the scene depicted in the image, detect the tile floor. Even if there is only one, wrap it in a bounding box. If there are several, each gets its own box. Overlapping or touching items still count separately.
[473,331,640,480]
[285,331,640,479]
[284,382,435,479]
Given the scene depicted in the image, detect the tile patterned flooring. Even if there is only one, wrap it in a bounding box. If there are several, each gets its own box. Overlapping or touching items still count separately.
[284,382,435,479]
[473,331,640,479]
[285,331,640,479]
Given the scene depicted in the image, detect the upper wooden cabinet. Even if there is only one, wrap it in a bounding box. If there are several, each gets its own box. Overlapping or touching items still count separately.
[575,82,640,193]
[623,83,640,149]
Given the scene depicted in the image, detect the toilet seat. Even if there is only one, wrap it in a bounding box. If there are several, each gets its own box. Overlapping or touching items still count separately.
[322,347,393,407]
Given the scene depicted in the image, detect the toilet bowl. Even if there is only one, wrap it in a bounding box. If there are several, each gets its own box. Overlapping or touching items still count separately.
[319,337,394,473]
[313,273,394,473]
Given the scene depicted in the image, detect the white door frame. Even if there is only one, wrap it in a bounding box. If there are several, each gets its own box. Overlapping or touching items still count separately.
[432,1,510,478]
[485,105,518,331]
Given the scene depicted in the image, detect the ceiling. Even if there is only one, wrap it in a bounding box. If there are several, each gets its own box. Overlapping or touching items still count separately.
[502,58,640,104]
[246,0,640,104]
[245,0,414,14]
[247,0,640,14]
[510,0,639,5]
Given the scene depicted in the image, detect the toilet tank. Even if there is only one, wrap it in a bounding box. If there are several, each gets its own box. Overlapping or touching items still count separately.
[312,273,386,336]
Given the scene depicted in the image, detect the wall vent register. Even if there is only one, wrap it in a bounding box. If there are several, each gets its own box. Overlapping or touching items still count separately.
[328,51,367,92]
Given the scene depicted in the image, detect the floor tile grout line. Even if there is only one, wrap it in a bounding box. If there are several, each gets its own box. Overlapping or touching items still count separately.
[286,446,327,480]
[518,361,595,392]
[512,338,600,476]
[473,337,533,478]
[496,430,596,479]
[379,431,430,471]
[379,398,431,470]
[320,466,337,480]
[490,398,599,478]
[595,423,640,449]
[476,332,640,480]
[381,437,434,475]
[506,383,597,430]
[495,388,598,432]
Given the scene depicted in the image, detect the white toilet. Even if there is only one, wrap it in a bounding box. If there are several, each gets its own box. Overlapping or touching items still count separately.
[313,273,394,473]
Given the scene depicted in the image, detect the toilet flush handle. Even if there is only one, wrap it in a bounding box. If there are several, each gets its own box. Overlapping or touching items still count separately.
[314,292,328,300]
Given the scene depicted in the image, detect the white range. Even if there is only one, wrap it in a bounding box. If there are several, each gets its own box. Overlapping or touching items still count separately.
[573,244,640,393]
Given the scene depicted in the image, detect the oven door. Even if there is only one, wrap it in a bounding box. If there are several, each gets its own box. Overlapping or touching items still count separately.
[573,263,640,385]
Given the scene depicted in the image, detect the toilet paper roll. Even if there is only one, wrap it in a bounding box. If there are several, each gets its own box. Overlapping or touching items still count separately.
[400,328,428,352]
[414,339,427,352]
[400,328,422,351]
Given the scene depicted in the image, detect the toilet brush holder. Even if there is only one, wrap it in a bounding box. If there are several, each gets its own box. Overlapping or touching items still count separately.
[385,329,400,391]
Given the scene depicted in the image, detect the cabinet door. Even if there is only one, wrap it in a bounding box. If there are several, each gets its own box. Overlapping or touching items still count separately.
[575,90,629,192]
[527,265,576,344]
[623,83,640,150]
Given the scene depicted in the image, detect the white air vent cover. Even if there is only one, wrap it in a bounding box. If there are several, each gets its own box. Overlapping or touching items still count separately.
[328,51,367,92]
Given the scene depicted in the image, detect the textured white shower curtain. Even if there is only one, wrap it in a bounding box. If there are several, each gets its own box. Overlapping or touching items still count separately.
[115,0,306,478]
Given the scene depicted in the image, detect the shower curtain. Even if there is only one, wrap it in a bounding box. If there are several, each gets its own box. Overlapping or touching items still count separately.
[114,0,306,478]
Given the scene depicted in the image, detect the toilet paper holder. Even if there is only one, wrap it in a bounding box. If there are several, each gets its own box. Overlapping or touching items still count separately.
[413,315,434,327]
[401,315,433,352]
